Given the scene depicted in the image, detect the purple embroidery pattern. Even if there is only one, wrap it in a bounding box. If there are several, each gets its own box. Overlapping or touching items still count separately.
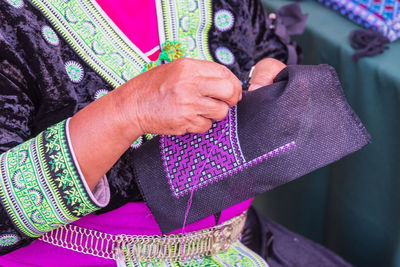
[160,107,296,198]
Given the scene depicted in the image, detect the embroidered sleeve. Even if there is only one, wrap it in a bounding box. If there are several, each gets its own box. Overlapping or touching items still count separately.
[0,119,109,236]
[0,31,109,254]
[0,119,110,251]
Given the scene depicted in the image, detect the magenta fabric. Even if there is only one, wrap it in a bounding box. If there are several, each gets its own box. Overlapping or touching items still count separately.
[96,0,160,60]
[0,201,252,266]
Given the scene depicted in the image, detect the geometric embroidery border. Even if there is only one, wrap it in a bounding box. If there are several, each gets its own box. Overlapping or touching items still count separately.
[161,106,296,198]
[164,141,296,199]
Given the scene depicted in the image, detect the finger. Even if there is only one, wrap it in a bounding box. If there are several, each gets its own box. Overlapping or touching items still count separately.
[248,58,286,91]
[186,116,213,134]
[196,97,229,121]
[198,77,242,107]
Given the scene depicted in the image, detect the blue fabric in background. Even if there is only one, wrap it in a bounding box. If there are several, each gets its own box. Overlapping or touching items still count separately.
[255,1,400,267]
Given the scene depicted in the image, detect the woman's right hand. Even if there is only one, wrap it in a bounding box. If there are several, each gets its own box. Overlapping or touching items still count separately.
[113,58,242,136]
[70,58,241,189]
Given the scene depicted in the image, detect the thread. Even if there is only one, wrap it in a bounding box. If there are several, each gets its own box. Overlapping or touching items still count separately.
[180,124,229,258]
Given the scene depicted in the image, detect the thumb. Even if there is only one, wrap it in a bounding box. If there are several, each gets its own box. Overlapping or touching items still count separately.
[248,58,286,91]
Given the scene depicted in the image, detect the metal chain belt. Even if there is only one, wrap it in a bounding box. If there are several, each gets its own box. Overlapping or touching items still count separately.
[39,211,247,262]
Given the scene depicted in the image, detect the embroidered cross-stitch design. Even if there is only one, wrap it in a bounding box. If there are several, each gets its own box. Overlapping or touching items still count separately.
[354,0,399,20]
[318,0,400,41]
[161,107,296,198]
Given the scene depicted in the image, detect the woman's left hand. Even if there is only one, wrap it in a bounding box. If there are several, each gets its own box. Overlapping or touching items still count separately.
[248,58,286,91]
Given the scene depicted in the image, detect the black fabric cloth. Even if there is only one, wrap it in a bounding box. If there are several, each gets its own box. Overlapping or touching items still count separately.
[133,64,370,233]
[0,0,291,254]
[275,3,308,65]
[350,29,390,61]
[242,206,353,266]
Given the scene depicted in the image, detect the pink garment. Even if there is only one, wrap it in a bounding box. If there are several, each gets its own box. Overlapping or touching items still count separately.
[96,0,161,61]
[0,1,254,266]
[0,201,252,266]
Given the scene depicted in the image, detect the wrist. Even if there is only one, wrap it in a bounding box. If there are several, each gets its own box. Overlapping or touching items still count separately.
[109,85,145,143]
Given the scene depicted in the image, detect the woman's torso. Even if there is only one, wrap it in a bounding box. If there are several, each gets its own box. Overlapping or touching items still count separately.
[0,0,266,265]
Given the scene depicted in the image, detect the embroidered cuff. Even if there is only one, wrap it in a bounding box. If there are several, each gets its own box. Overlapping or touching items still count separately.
[0,119,109,238]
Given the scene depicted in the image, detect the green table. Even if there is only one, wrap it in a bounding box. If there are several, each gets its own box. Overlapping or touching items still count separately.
[254,1,400,266]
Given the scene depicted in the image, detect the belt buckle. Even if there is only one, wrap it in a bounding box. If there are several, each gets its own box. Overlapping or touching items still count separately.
[211,223,235,255]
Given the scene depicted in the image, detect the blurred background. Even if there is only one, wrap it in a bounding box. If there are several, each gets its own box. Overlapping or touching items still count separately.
[254,1,400,266]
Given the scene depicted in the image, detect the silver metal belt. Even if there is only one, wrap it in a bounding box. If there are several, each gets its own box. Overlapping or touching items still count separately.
[38,211,247,262]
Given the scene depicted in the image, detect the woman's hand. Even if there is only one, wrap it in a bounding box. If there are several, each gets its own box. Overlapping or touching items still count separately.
[115,58,242,136]
[248,58,286,91]
[70,58,241,189]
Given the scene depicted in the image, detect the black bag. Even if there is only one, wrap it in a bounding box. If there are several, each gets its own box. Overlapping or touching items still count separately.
[133,65,370,233]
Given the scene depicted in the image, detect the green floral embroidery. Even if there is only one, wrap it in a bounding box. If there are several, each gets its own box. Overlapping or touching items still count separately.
[42,26,60,46]
[30,0,213,87]
[158,0,213,61]
[131,136,143,149]
[6,0,23,8]
[159,42,185,62]
[215,10,234,32]
[145,134,156,141]
[65,61,84,83]
[94,89,109,100]
[0,234,20,247]
[74,202,94,216]
[0,120,100,237]
[31,0,148,87]
[142,61,160,73]
[54,170,73,190]
[215,47,235,65]
[141,41,185,73]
